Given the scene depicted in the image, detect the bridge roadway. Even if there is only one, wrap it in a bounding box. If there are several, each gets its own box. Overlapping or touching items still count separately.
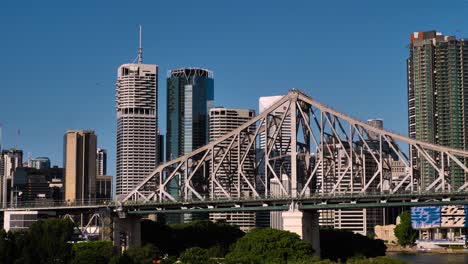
[2,191,468,214]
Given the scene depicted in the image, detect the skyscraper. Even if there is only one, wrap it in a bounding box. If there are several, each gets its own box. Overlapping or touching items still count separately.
[367,119,383,140]
[166,68,213,223]
[208,107,256,231]
[258,96,292,154]
[64,130,97,202]
[29,157,51,170]
[96,149,107,176]
[166,68,214,160]
[96,175,113,199]
[407,31,468,190]
[1,149,23,206]
[258,96,292,230]
[157,129,164,165]
[116,26,158,196]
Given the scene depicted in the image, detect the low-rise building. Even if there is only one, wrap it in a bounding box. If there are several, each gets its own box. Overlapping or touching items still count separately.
[374,224,397,244]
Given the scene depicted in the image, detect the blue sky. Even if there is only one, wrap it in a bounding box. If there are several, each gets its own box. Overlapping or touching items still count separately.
[1,0,467,177]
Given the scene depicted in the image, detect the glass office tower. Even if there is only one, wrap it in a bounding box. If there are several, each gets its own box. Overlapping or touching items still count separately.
[166,68,214,223]
[166,68,214,160]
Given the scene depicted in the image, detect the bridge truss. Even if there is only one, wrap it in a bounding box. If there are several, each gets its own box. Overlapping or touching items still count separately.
[122,90,468,204]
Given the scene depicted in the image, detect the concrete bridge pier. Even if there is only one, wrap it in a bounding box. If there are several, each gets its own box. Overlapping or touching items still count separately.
[113,215,141,251]
[282,205,320,257]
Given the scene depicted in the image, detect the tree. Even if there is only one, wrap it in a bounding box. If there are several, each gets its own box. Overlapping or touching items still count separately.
[225,228,314,264]
[141,220,244,256]
[109,253,135,264]
[394,211,417,247]
[71,241,115,264]
[126,243,160,264]
[320,229,386,261]
[0,230,19,264]
[16,218,74,264]
[179,247,210,264]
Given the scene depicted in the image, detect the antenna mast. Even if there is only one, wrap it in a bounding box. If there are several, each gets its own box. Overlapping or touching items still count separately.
[138,25,143,64]
[0,123,2,153]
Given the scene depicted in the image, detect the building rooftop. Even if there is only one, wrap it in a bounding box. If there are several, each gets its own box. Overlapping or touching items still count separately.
[167,67,213,78]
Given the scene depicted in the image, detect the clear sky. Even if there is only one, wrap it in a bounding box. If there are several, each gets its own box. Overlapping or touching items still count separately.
[1,0,467,177]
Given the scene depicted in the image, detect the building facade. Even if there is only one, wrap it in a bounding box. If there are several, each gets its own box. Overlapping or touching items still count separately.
[64,130,97,202]
[367,119,383,140]
[96,175,113,199]
[96,149,107,176]
[166,68,213,223]
[258,96,292,230]
[116,62,158,196]
[1,149,23,206]
[407,31,468,190]
[29,157,51,170]
[166,68,214,160]
[157,130,164,165]
[208,107,256,231]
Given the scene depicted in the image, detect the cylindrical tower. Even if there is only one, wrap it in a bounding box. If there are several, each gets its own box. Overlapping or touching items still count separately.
[116,63,158,196]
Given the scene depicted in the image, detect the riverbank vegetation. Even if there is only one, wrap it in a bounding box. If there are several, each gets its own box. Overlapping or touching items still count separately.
[394,211,417,247]
[0,218,406,263]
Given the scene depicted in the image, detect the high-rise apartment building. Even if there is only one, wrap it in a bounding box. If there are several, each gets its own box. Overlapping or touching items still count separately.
[258,96,292,230]
[258,96,292,155]
[1,149,23,205]
[407,31,468,190]
[96,175,113,199]
[316,142,369,235]
[166,68,214,160]
[116,27,158,196]
[96,149,107,176]
[96,148,112,199]
[208,107,256,231]
[64,130,97,202]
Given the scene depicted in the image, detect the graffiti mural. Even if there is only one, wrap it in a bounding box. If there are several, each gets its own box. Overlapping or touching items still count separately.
[411,206,441,229]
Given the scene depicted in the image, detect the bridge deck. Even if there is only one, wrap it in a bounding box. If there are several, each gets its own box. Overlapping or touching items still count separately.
[3,192,468,214]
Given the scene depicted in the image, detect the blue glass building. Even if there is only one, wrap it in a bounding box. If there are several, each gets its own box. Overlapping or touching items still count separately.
[166,68,214,223]
[166,68,214,160]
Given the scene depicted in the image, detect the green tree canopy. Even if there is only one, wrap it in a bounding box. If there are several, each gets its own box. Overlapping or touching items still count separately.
[141,220,244,256]
[320,229,386,261]
[109,253,135,264]
[225,228,314,264]
[394,211,417,247]
[179,247,210,264]
[71,241,115,264]
[126,243,160,264]
[16,218,75,264]
[0,230,19,264]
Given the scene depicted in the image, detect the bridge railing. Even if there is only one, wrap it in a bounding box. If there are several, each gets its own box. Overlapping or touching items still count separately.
[1,198,114,210]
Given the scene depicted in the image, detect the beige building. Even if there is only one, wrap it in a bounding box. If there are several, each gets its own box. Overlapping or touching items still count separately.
[209,107,256,231]
[374,224,397,244]
[64,130,97,203]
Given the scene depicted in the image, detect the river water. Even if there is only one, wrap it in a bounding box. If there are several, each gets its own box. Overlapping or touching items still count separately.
[387,252,468,263]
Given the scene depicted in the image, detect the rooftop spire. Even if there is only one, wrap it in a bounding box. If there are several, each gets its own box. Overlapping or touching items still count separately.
[138,25,143,64]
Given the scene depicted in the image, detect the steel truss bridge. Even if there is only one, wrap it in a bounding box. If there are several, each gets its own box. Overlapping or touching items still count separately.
[114,90,468,214]
[5,90,468,214]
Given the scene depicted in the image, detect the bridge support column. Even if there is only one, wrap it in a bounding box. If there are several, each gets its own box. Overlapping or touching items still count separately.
[113,215,141,251]
[282,207,320,257]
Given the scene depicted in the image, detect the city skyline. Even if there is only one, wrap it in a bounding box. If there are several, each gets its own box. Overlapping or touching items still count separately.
[1,0,468,178]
